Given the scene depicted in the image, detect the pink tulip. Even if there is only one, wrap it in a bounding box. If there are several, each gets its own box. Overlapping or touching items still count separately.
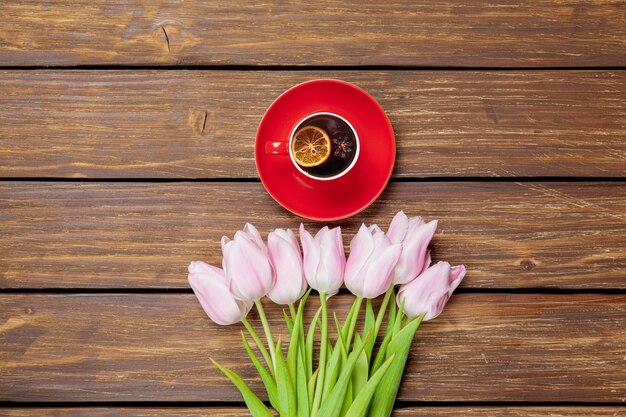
[267,228,307,304]
[299,224,345,296]
[387,211,438,285]
[188,261,252,325]
[396,261,466,321]
[344,224,402,298]
[222,223,274,301]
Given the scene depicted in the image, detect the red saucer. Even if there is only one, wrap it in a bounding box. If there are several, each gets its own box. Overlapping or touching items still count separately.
[255,79,395,221]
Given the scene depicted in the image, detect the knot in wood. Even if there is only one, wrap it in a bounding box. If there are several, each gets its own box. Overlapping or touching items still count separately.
[520,259,535,271]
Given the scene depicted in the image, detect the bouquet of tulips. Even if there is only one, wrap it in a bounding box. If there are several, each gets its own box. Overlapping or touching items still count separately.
[188,211,466,417]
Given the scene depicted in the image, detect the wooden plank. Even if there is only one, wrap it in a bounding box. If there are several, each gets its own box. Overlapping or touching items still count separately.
[2,407,624,416]
[1,294,624,402]
[1,181,624,289]
[0,1,624,67]
[1,70,624,178]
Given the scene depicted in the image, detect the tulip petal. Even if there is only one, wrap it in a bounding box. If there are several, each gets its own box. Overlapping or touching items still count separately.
[272,228,291,243]
[300,224,321,287]
[188,266,250,325]
[345,224,375,287]
[319,227,345,294]
[362,243,402,298]
[299,224,344,295]
[221,238,233,275]
[268,228,306,304]
[398,261,463,321]
[189,260,215,275]
[422,250,432,274]
[243,222,265,249]
[316,249,338,294]
[314,226,330,244]
[285,229,302,255]
[387,211,409,244]
[334,227,347,276]
[189,261,229,285]
[243,223,263,246]
[221,235,231,254]
[227,234,274,300]
[368,224,383,234]
[392,219,438,285]
[449,264,466,294]
[407,215,425,229]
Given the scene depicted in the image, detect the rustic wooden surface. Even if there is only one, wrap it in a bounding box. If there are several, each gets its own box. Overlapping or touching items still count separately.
[1,294,625,402]
[1,70,624,178]
[1,1,625,67]
[1,0,625,415]
[1,182,625,289]
[1,408,624,417]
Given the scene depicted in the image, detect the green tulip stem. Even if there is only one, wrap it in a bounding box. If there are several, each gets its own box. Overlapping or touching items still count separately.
[241,318,274,377]
[345,296,363,352]
[311,291,328,417]
[374,286,394,341]
[255,300,277,373]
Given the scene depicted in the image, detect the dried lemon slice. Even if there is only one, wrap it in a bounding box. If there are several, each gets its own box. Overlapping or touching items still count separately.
[291,126,331,168]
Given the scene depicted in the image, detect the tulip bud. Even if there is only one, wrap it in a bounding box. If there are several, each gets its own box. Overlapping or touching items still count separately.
[267,228,307,304]
[387,211,437,285]
[345,224,402,298]
[222,223,274,301]
[397,261,466,321]
[299,224,345,296]
[188,261,252,325]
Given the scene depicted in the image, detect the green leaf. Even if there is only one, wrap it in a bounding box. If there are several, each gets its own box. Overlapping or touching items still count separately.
[311,292,329,415]
[306,306,322,381]
[211,359,274,417]
[298,296,308,368]
[362,299,376,361]
[370,291,397,374]
[366,316,423,417]
[322,321,346,401]
[370,327,392,375]
[287,290,309,384]
[351,333,369,398]
[242,318,274,377]
[341,297,362,352]
[275,338,297,417]
[284,310,294,333]
[308,367,319,408]
[339,380,353,417]
[344,353,395,417]
[297,347,311,417]
[369,287,394,362]
[316,332,371,417]
[392,298,405,338]
[388,292,396,330]
[289,303,298,322]
[363,299,375,333]
[340,297,359,341]
[241,332,280,413]
[322,311,349,403]
[333,313,348,359]
[322,313,348,400]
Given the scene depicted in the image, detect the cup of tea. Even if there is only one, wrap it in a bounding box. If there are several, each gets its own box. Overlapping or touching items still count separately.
[268,112,360,181]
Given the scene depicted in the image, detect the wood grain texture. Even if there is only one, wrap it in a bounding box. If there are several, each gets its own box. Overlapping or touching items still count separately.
[1,294,624,402]
[2,407,624,417]
[1,70,624,178]
[1,181,624,289]
[1,1,624,67]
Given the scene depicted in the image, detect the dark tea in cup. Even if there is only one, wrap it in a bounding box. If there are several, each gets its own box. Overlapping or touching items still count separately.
[289,113,359,180]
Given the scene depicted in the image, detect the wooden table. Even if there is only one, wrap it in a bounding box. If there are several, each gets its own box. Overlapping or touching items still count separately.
[1,1,625,416]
